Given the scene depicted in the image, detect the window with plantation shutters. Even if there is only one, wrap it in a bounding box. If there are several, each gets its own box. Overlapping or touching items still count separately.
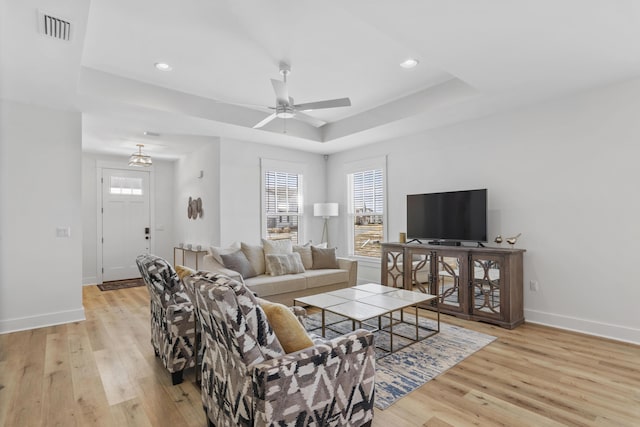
[348,168,384,258]
[264,170,302,244]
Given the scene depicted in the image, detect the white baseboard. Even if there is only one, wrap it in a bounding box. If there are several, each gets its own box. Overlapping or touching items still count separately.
[0,307,86,334]
[524,308,640,345]
[83,276,98,285]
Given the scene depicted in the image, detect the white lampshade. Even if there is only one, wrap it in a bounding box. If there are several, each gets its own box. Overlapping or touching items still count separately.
[314,203,339,218]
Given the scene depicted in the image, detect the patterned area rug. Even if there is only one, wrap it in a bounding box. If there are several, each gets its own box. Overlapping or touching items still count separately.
[97,278,145,291]
[305,312,496,409]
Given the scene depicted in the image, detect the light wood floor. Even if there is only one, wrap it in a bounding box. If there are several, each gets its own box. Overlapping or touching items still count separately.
[1,285,638,426]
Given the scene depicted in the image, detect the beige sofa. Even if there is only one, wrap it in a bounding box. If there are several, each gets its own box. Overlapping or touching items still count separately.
[201,248,357,306]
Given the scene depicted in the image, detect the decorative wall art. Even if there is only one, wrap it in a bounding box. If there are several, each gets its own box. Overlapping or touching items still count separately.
[187,196,203,219]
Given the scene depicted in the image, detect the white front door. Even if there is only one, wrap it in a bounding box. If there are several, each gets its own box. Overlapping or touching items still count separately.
[102,168,150,281]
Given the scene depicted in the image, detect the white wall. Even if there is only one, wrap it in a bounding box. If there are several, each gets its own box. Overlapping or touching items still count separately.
[218,138,327,247]
[173,137,327,262]
[81,153,175,284]
[0,100,84,333]
[174,140,221,260]
[327,78,640,344]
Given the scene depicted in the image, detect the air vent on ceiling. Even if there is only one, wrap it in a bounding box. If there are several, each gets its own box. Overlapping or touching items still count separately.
[38,10,72,41]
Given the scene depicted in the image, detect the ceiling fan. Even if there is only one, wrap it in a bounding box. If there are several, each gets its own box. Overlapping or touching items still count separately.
[253,62,351,129]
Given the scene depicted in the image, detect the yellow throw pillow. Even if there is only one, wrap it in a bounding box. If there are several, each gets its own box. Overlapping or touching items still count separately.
[175,264,196,280]
[258,299,313,353]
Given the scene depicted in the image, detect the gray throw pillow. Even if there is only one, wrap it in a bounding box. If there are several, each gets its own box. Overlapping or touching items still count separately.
[311,246,339,269]
[221,250,257,279]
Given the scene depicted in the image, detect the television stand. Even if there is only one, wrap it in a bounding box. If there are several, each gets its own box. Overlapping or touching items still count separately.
[477,242,485,248]
[381,242,525,329]
[407,238,423,244]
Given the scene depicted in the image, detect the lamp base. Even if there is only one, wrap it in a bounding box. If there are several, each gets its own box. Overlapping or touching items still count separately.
[320,218,329,245]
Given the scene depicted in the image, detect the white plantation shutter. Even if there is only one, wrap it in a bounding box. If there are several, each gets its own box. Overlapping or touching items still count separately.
[349,167,384,258]
[352,170,383,215]
[264,170,302,244]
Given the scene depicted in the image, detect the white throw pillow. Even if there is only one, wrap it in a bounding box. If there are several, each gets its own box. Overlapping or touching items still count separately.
[208,241,241,265]
[265,253,305,276]
[241,242,266,276]
[261,238,293,275]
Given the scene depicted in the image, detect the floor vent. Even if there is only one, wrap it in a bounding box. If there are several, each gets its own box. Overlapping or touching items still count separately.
[38,11,72,41]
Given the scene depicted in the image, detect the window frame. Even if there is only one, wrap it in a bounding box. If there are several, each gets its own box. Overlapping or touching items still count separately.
[260,158,305,244]
[345,156,387,260]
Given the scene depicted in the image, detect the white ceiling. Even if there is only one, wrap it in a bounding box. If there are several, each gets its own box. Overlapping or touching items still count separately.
[3,0,640,159]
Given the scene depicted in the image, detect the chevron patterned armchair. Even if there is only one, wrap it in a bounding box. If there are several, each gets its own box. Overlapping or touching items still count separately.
[185,272,375,427]
[136,254,197,385]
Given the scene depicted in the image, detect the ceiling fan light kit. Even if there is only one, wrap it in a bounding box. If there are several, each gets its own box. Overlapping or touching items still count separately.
[252,62,352,129]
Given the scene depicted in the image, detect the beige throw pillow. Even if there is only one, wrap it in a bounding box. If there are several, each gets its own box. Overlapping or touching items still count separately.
[175,264,196,280]
[292,245,313,270]
[311,246,339,269]
[241,242,266,276]
[265,253,305,276]
[261,238,293,275]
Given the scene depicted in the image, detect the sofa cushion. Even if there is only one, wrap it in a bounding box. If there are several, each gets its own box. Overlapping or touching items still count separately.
[208,241,241,264]
[257,299,313,353]
[311,246,339,269]
[262,239,293,275]
[303,269,349,289]
[244,274,306,298]
[265,253,305,276]
[221,250,257,279]
[241,242,266,275]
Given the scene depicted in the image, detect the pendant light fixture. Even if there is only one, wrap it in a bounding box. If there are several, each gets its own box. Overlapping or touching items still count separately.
[129,144,152,167]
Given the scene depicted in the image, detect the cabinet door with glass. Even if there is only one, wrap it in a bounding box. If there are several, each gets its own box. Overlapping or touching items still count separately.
[381,244,406,288]
[433,250,469,315]
[470,253,505,322]
[403,247,432,294]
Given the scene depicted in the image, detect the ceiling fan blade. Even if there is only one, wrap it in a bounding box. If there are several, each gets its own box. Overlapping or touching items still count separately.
[271,79,290,105]
[294,111,327,128]
[253,113,278,129]
[294,97,351,111]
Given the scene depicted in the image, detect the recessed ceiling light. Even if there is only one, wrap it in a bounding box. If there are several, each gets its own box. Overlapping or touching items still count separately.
[143,131,160,137]
[400,58,419,69]
[154,62,172,71]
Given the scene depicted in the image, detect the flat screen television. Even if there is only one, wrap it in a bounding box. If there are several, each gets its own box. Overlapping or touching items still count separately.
[406,189,487,245]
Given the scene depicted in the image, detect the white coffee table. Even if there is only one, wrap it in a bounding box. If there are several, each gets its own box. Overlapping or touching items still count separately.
[295,283,439,356]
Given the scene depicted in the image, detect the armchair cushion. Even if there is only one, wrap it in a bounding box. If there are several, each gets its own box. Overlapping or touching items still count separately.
[257,299,313,353]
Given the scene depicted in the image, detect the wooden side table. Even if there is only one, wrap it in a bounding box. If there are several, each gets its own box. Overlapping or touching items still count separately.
[173,247,208,270]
